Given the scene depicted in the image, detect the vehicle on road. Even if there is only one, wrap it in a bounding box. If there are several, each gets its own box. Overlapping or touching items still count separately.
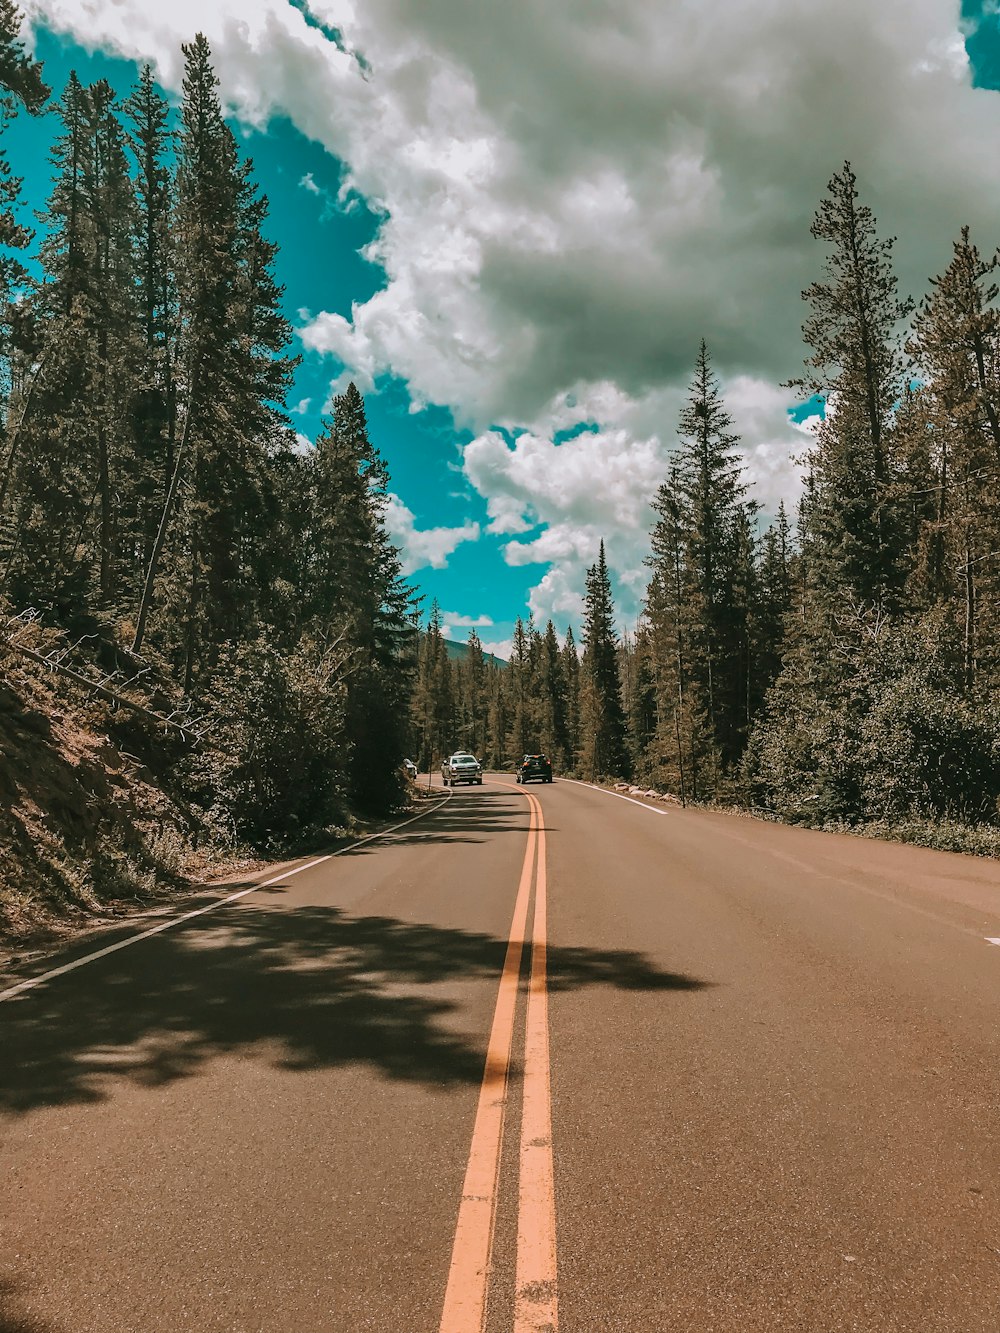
[402,758,418,779]
[516,753,553,783]
[441,752,483,786]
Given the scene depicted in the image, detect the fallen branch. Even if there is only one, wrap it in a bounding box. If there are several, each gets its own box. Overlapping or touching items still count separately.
[1,633,204,740]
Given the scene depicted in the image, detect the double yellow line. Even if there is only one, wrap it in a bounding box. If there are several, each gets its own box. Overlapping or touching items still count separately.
[438,785,558,1333]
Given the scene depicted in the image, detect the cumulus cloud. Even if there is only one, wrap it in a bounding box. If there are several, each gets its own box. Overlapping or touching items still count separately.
[441,612,494,629]
[461,374,805,628]
[27,0,1000,418]
[480,638,513,663]
[26,0,1000,623]
[383,493,479,574]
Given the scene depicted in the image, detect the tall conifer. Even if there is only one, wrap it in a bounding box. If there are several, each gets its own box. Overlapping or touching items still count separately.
[579,541,628,779]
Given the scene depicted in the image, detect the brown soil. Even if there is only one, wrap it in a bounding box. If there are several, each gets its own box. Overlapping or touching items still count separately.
[0,634,245,959]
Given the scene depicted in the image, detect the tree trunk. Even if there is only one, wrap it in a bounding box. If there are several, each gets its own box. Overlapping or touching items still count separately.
[132,373,197,655]
[963,530,976,693]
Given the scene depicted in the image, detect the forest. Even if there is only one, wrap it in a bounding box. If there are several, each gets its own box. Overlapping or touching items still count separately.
[0,13,417,931]
[425,166,1000,855]
[3,3,1000,941]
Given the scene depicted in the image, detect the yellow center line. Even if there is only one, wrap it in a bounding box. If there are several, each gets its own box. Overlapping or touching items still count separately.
[515,790,558,1332]
[438,790,538,1333]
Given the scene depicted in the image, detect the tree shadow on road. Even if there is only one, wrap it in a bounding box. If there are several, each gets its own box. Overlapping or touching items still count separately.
[338,787,559,853]
[1,901,711,1116]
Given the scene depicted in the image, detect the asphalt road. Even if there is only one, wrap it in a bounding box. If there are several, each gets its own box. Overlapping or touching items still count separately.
[2,777,999,1332]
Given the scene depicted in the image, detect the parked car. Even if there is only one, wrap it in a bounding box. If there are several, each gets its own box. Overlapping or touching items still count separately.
[516,753,552,784]
[441,752,483,786]
[402,758,418,779]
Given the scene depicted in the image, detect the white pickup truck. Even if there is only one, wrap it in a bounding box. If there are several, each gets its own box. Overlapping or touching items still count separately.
[441,753,483,786]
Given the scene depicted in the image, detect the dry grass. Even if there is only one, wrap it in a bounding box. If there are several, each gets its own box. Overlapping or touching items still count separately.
[0,632,244,954]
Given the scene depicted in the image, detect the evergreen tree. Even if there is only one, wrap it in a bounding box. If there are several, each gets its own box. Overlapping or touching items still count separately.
[303,383,414,807]
[412,602,453,771]
[4,74,137,621]
[536,619,568,769]
[744,166,924,822]
[123,65,177,603]
[579,541,628,779]
[86,78,139,608]
[643,347,754,793]
[753,501,794,696]
[907,227,1000,687]
[486,655,508,769]
[460,628,489,757]
[793,162,912,615]
[506,616,533,761]
[625,622,657,779]
[0,37,420,850]
[561,625,580,770]
[675,341,754,764]
[134,35,296,677]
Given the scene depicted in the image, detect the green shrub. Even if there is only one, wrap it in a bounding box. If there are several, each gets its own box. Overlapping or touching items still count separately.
[188,637,349,848]
[742,613,1000,826]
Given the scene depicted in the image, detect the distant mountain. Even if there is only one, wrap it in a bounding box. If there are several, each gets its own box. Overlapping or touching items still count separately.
[444,637,507,667]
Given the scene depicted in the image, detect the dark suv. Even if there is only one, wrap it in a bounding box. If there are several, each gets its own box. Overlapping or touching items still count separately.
[516,753,552,784]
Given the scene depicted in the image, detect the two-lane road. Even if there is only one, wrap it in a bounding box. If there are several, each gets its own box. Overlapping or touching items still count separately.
[2,777,999,1331]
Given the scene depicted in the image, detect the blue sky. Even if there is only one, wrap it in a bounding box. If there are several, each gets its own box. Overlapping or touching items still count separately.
[10,2,1000,654]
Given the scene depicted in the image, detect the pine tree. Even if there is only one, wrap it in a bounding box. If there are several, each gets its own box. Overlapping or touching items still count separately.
[561,625,580,770]
[753,501,794,696]
[413,602,453,771]
[742,166,923,821]
[460,628,489,757]
[506,616,533,761]
[794,162,912,615]
[86,78,138,608]
[0,38,422,851]
[536,619,568,769]
[123,66,177,605]
[4,74,137,621]
[579,541,628,779]
[486,656,508,769]
[643,346,754,792]
[301,383,415,807]
[675,341,754,763]
[625,622,657,779]
[132,34,240,663]
[134,35,296,677]
[907,227,1000,688]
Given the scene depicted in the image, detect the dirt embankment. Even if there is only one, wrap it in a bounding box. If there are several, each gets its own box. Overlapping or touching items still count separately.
[0,634,248,957]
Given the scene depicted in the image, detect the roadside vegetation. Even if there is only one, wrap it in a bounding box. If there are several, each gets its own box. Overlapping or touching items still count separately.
[429,166,1000,853]
[0,15,416,940]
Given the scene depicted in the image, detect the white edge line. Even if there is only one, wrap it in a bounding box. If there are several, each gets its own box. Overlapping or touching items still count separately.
[556,775,670,816]
[987,938,1000,946]
[0,795,452,1004]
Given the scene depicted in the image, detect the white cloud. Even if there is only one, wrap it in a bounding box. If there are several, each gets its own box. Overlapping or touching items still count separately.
[25,0,1000,624]
[383,493,479,574]
[300,171,321,195]
[461,374,804,630]
[28,0,996,422]
[480,638,513,662]
[441,612,493,628]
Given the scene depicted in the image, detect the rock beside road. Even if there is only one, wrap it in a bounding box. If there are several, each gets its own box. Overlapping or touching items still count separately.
[612,782,682,805]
